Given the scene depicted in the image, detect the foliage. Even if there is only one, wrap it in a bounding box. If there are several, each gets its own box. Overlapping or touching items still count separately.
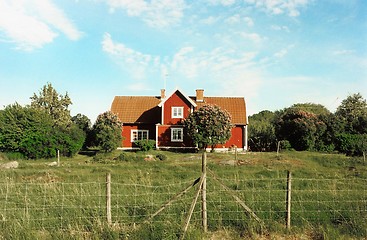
[184,104,233,149]
[0,103,85,159]
[92,111,122,152]
[274,108,327,151]
[248,110,277,151]
[335,93,367,134]
[335,133,367,156]
[134,139,156,151]
[290,103,331,115]
[334,93,367,155]
[30,83,72,127]
[71,113,91,132]
[72,113,93,149]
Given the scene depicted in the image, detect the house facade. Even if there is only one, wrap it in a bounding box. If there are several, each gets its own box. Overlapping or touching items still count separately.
[110,89,248,151]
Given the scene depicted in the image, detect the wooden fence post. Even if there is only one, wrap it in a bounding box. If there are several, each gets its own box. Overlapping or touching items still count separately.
[106,173,112,225]
[57,149,60,167]
[286,171,292,230]
[202,151,207,232]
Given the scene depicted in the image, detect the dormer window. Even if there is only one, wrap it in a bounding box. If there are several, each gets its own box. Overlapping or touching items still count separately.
[172,107,184,118]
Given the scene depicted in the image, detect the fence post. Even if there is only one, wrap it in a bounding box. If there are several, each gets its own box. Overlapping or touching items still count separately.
[286,171,292,230]
[202,151,208,232]
[57,149,60,167]
[106,173,112,225]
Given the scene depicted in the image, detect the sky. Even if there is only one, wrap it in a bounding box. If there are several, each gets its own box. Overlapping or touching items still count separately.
[0,0,366,123]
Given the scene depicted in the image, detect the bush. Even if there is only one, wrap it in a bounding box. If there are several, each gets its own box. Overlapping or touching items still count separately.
[156,153,167,161]
[134,140,156,151]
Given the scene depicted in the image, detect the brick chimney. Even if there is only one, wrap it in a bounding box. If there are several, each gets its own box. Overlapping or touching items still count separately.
[196,89,204,102]
[160,89,166,99]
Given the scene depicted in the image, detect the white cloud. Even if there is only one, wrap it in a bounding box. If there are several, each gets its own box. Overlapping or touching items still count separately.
[274,44,294,58]
[274,49,288,58]
[241,32,264,44]
[201,16,219,25]
[0,0,82,51]
[106,0,185,28]
[244,0,310,17]
[271,24,290,32]
[102,33,263,99]
[207,0,236,6]
[102,33,160,79]
[225,14,241,24]
[332,49,356,56]
[244,17,254,27]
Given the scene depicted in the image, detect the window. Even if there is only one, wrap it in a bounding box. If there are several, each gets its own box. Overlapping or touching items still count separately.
[172,107,184,118]
[131,130,149,142]
[171,128,183,142]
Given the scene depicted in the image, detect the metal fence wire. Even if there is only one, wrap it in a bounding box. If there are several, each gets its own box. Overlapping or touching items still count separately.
[0,174,366,235]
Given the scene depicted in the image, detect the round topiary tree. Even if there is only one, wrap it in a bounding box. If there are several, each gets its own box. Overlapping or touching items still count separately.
[184,104,233,150]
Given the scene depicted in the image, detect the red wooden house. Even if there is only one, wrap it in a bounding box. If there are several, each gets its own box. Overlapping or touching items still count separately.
[110,89,248,151]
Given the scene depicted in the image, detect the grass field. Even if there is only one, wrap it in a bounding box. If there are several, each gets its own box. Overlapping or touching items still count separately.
[0,150,366,239]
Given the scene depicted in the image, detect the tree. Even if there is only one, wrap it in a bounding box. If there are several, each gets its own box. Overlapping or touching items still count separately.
[72,114,92,149]
[335,93,367,134]
[0,103,84,158]
[274,108,327,151]
[30,83,72,127]
[248,110,277,151]
[92,111,122,152]
[183,104,233,150]
[334,93,367,156]
[290,103,331,115]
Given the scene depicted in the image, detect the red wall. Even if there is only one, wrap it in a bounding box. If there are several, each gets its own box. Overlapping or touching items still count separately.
[163,91,192,125]
[211,126,244,149]
[121,124,156,148]
[157,125,193,147]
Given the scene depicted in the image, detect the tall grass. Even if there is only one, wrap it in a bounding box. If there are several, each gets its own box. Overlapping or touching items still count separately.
[0,150,366,239]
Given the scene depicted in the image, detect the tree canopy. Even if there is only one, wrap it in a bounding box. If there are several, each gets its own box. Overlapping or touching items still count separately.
[30,83,72,127]
[92,111,122,152]
[0,84,85,159]
[183,104,233,150]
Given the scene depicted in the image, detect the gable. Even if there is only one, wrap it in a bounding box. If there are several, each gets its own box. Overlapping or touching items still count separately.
[111,96,161,124]
[161,90,194,125]
[158,89,197,108]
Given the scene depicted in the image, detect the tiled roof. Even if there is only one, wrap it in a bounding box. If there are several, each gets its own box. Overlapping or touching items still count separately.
[111,96,161,124]
[111,94,247,125]
[192,97,247,125]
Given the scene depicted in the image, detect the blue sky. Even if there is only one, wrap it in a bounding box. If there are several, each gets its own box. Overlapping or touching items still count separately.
[0,0,366,122]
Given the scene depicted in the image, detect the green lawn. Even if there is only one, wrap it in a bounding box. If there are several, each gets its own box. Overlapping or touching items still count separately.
[0,150,366,239]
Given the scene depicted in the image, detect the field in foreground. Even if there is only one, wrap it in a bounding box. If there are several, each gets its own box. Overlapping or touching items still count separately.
[0,150,366,239]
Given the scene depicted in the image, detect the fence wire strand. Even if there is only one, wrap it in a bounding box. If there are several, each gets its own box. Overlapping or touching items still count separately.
[0,176,366,235]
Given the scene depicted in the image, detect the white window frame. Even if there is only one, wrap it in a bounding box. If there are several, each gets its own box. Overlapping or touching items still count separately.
[172,107,184,118]
[131,130,149,142]
[171,128,183,142]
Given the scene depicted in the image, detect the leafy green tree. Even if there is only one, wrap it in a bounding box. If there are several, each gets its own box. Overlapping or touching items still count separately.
[334,93,367,156]
[248,110,277,151]
[274,108,327,151]
[92,111,122,152]
[335,93,367,134]
[72,113,92,149]
[290,103,331,115]
[0,83,85,158]
[183,104,233,150]
[30,83,72,127]
[72,114,91,132]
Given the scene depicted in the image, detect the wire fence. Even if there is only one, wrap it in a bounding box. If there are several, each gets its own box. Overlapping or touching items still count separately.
[0,173,366,236]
